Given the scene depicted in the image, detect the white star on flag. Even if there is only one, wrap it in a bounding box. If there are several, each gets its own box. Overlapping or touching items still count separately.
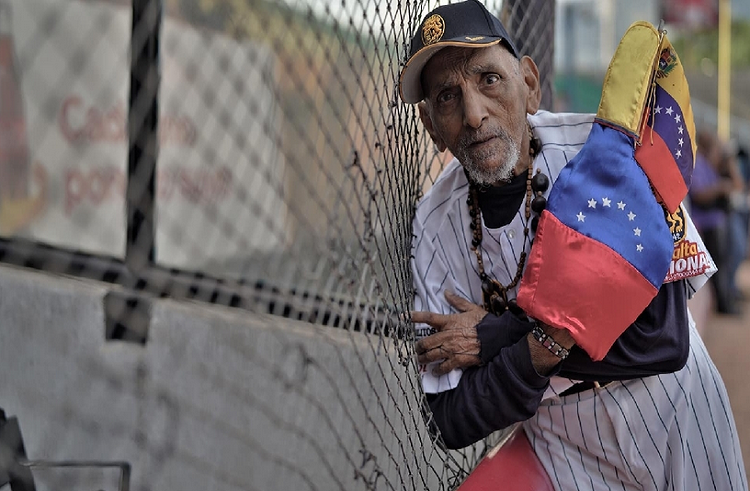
[666,106,674,115]
[676,149,682,158]
[602,197,611,207]
[588,198,597,208]
[617,201,626,210]
[679,137,684,147]
[675,114,681,123]
[636,244,644,252]
[577,212,586,222]
[628,211,636,221]
[634,227,641,236]
[678,126,684,134]
[655,105,662,114]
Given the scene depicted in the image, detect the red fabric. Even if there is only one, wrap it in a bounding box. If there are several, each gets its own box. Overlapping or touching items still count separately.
[457,428,554,491]
[635,126,689,213]
[517,212,658,361]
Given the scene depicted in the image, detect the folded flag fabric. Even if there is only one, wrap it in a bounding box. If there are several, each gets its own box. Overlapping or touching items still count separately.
[595,21,661,138]
[517,123,674,361]
[634,36,697,213]
[517,21,689,361]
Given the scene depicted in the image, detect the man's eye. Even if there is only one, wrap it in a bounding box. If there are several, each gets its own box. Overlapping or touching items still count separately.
[437,92,455,104]
[484,74,500,85]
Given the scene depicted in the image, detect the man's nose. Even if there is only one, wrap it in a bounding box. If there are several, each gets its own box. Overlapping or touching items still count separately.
[462,91,488,129]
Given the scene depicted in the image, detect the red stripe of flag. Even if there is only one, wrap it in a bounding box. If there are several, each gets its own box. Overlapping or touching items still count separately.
[518,212,659,361]
[635,123,689,213]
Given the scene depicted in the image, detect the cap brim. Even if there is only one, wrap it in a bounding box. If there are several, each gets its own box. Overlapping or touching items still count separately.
[399,38,502,104]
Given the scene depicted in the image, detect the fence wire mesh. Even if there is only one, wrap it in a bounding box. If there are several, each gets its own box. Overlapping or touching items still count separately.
[0,0,554,489]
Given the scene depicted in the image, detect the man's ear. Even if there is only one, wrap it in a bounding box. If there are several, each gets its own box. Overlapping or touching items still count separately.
[520,56,541,115]
[418,102,447,152]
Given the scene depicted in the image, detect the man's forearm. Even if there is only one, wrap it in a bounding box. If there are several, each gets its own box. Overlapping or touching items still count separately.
[526,324,574,376]
[426,337,554,449]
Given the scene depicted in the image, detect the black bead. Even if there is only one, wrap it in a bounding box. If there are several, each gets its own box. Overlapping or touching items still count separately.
[531,215,540,232]
[531,173,549,193]
[491,295,506,313]
[508,298,524,315]
[472,238,480,247]
[482,278,494,295]
[531,195,547,213]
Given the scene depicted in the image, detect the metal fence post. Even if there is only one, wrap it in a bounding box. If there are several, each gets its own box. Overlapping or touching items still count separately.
[127,0,161,271]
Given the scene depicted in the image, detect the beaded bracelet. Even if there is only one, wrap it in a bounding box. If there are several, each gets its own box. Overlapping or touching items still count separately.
[531,324,570,360]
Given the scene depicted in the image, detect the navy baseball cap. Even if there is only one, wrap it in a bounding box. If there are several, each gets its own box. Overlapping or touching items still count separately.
[399,0,519,103]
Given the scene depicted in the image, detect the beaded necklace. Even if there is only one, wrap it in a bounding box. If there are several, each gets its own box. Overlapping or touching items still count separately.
[467,125,548,316]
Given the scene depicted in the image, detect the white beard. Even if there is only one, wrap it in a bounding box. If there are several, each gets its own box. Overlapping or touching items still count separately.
[460,137,520,186]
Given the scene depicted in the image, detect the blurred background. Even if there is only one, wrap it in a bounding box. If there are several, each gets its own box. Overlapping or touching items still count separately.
[0,0,748,490]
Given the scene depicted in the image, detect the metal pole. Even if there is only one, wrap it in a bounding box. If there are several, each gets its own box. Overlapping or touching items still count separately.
[717,0,731,141]
[127,0,161,271]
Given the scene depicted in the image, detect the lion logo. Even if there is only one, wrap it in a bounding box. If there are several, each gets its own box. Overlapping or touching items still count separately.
[665,205,686,243]
[421,14,445,46]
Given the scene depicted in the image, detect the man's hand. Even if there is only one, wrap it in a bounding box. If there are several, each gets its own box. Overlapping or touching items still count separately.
[411,291,487,375]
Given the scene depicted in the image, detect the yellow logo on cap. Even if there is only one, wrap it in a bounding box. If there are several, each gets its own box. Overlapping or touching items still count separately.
[465,36,485,41]
[422,14,445,46]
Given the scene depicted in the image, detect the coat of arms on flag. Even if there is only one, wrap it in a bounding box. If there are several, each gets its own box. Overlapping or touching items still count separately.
[517,21,700,361]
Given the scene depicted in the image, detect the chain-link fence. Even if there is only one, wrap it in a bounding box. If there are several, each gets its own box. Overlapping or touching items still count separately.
[0,0,554,489]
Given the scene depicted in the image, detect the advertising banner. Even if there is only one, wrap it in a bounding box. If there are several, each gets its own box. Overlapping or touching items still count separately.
[1,0,285,270]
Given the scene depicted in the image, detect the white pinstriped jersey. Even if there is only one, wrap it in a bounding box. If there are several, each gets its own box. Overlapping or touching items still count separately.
[412,110,747,489]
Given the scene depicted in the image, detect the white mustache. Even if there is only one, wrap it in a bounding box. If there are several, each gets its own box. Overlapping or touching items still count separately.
[459,129,510,148]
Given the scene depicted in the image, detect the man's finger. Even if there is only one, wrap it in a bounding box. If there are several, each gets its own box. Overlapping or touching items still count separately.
[444,290,481,313]
[416,330,455,354]
[433,356,463,376]
[432,354,480,376]
[410,310,449,328]
[417,344,448,365]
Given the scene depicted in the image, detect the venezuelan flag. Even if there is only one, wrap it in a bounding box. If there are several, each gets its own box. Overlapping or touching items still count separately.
[518,22,687,361]
[517,123,673,361]
[635,37,697,213]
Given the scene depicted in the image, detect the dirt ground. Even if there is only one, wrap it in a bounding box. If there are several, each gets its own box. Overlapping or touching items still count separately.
[693,259,750,480]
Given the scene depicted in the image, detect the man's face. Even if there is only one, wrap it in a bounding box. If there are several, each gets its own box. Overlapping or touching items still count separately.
[419,45,539,185]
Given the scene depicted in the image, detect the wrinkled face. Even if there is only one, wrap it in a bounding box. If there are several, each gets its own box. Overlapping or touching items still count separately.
[419,45,540,186]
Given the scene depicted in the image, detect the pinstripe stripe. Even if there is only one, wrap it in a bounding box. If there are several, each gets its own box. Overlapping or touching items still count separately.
[590,396,615,490]
[638,378,678,485]
[684,346,719,491]
[622,382,667,469]
[602,388,656,487]
[660,361,704,490]
[567,402,593,490]
[542,408,566,491]
[693,337,738,488]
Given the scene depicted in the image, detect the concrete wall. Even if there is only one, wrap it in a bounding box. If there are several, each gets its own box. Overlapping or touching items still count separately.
[0,264,446,490]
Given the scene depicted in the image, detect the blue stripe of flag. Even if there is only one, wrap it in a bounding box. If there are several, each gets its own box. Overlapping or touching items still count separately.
[649,85,694,189]
[547,124,673,288]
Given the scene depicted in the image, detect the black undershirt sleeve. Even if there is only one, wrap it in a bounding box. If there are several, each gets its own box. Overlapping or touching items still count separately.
[476,279,689,379]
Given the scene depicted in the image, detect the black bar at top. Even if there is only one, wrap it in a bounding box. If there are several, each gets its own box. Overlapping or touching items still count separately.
[126,0,161,271]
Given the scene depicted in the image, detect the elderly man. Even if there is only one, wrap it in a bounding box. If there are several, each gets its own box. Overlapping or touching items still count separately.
[402,1,748,490]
